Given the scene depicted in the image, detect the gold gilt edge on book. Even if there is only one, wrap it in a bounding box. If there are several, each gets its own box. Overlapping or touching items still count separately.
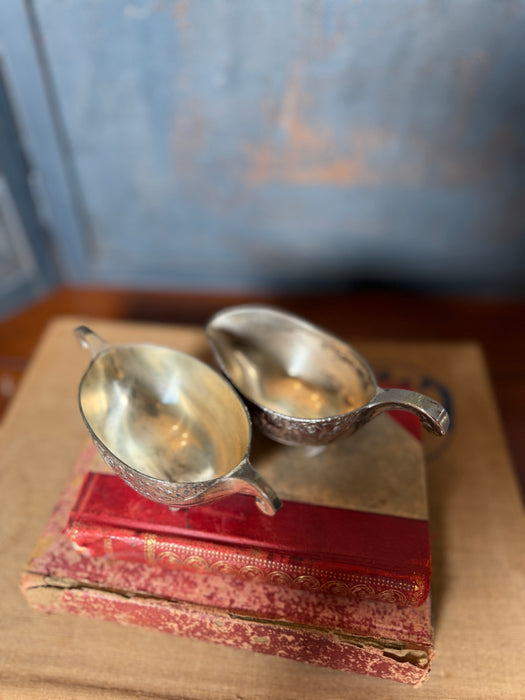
[138,533,427,606]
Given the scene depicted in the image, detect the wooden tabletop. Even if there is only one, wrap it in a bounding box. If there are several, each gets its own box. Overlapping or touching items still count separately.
[1,286,524,497]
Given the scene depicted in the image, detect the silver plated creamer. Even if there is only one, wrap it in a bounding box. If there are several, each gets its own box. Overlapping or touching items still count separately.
[75,326,281,515]
[206,305,450,447]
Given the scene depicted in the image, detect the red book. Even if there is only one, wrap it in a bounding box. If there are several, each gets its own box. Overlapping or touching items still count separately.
[66,471,430,606]
[65,410,430,607]
[21,434,433,685]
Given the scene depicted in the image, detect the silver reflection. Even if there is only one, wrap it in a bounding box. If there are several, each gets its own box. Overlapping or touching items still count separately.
[206,305,450,447]
[76,326,281,515]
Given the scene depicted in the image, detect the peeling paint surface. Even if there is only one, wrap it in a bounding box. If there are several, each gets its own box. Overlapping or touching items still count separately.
[17,0,525,292]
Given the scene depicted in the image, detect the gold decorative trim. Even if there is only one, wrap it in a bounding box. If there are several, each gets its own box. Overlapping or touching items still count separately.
[144,534,158,565]
[134,536,424,605]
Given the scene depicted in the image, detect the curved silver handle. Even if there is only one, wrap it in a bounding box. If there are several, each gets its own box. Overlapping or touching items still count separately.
[235,459,282,515]
[367,387,450,436]
[74,326,110,359]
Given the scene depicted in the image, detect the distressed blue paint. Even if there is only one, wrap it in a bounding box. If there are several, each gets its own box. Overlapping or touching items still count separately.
[3,0,525,295]
[0,60,58,318]
[0,2,88,284]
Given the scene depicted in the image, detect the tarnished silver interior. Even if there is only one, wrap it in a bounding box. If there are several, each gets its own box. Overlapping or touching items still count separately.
[207,307,376,420]
[79,344,250,483]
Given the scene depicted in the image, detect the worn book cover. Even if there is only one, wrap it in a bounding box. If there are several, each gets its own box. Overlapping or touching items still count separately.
[66,396,430,607]
[65,442,430,606]
[21,412,433,685]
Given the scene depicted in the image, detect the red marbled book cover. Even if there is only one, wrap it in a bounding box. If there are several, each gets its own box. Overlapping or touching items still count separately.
[66,471,430,606]
[21,416,433,685]
[65,410,430,607]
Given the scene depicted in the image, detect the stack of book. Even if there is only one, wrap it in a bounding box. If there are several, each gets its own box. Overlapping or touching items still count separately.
[21,412,433,686]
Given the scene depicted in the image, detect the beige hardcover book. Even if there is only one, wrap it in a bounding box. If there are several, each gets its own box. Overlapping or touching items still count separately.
[2,316,525,698]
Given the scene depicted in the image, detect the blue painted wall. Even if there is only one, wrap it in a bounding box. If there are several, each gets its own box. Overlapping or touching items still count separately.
[1,1,524,301]
[0,62,58,318]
